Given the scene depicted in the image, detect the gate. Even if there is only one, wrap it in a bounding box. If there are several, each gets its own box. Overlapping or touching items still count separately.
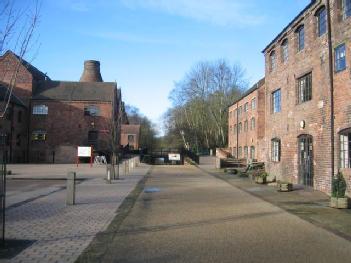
[298,135,313,187]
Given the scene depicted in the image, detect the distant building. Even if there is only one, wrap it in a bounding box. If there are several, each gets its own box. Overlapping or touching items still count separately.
[228,79,265,162]
[0,51,127,163]
[120,124,141,150]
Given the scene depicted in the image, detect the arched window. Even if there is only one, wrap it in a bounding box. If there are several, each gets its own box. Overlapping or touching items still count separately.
[271,138,281,162]
[270,50,276,72]
[296,25,305,51]
[340,128,351,168]
[281,39,289,62]
[316,7,327,37]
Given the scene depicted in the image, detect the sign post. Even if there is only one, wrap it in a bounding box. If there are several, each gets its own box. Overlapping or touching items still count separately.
[77,146,93,167]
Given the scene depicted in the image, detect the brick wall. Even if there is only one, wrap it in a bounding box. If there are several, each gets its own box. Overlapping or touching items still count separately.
[29,100,114,163]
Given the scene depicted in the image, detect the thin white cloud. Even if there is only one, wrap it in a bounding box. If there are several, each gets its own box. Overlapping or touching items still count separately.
[88,32,172,45]
[119,0,264,27]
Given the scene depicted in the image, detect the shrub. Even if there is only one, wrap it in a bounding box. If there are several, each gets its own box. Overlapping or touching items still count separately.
[332,172,347,198]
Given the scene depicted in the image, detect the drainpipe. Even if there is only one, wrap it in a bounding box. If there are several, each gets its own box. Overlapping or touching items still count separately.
[236,102,239,159]
[326,0,335,183]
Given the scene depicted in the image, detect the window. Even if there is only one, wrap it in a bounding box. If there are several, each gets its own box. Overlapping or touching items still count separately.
[250,146,255,159]
[32,130,47,141]
[270,51,276,72]
[16,134,21,146]
[238,106,242,116]
[238,123,242,134]
[297,26,305,51]
[88,130,99,142]
[272,89,281,113]
[33,105,48,115]
[251,117,256,130]
[343,0,351,19]
[244,102,249,112]
[281,39,289,62]
[244,120,248,132]
[233,147,237,158]
[244,146,248,159]
[84,105,100,116]
[128,134,135,144]
[316,7,327,36]
[17,110,22,123]
[238,147,242,158]
[335,44,346,72]
[251,98,256,110]
[297,72,312,104]
[271,138,281,162]
[340,131,351,168]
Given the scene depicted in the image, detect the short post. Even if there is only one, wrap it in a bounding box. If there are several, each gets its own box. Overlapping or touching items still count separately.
[66,172,76,205]
[106,165,112,183]
[124,160,127,176]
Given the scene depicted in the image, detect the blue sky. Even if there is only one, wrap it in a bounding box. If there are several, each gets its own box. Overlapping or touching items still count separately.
[24,0,309,126]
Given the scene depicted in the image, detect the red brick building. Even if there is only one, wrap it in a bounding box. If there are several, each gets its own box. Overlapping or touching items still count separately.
[120,124,141,150]
[228,79,265,161]
[0,84,28,163]
[228,0,351,195]
[0,51,127,163]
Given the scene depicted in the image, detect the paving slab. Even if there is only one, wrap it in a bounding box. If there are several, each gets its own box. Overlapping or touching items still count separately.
[1,163,151,263]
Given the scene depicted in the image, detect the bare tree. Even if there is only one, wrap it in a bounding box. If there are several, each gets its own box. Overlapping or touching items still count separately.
[0,0,41,117]
[165,59,247,151]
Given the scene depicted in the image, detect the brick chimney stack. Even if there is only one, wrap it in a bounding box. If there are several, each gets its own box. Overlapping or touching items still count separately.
[79,60,103,82]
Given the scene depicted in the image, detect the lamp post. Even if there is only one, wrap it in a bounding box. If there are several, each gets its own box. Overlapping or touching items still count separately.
[0,133,7,246]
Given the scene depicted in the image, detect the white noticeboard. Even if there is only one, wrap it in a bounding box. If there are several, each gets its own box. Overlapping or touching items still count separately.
[169,153,181,161]
[77,146,92,157]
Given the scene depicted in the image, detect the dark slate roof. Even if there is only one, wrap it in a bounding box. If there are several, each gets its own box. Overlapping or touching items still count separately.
[33,81,116,102]
[1,50,49,81]
[0,83,26,107]
[229,78,265,108]
[262,0,317,53]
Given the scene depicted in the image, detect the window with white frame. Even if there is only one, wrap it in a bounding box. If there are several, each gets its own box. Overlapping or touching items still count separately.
[281,39,289,63]
[316,7,327,37]
[271,138,281,162]
[296,25,305,51]
[251,117,256,130]
[238,123,242,134]
[343,0,351,19]
[238,147,242,158]
[250,146,255,159]
[340,131,351,168]
[244,102,249,112]
[251,98,256,110]
[33,105,48,115]
[244,146,248,159]
[297,72,312,104]
[270,50,276,72]
[272,89,281,113]
[335,44,346,72]
[244,120,248,132]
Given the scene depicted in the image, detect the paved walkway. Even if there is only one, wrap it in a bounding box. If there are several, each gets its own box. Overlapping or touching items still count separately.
[2,163,150,263]
[79,165,351,263]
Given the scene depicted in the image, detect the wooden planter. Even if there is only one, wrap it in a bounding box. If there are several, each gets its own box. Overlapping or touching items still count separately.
[330,197,349,209]
[255,176,266,184]
[277,182,293,192]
